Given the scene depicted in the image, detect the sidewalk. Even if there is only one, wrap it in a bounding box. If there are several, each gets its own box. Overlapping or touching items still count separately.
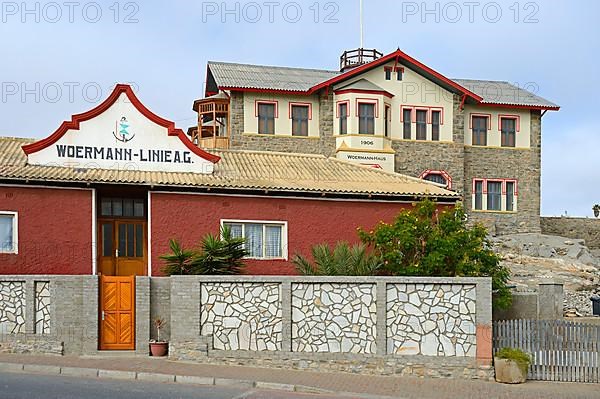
[0,353,597,399]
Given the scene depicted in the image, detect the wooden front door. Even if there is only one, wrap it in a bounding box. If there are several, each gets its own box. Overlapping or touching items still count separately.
[99,275,135,350]
[98,220,147,276]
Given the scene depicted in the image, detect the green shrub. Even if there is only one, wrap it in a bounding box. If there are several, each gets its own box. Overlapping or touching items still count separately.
[495,347,531,375]
[294,242,383,276]
[160,226,248,275]
[358,200,512,309]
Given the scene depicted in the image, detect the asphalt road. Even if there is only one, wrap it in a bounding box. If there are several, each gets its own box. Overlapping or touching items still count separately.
[0,372,361,399]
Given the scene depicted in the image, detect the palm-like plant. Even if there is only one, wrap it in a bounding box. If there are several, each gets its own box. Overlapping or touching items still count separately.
[293,242,382,276]
[159,239,195,275]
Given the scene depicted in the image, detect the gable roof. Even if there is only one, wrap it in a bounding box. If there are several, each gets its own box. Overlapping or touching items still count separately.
[0,137,459,200]
[22,84,221,163]
[334,78,393,97]
[207,49,559,110]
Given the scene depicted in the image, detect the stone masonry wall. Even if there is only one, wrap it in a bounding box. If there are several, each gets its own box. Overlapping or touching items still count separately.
[229,91,335,156]
[541,217,600,249]
[0,281,25,334]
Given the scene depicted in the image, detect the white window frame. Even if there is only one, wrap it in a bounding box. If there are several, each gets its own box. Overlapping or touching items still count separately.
[471,179,518,213]
[220,219,288,260]
[0,211,18,254]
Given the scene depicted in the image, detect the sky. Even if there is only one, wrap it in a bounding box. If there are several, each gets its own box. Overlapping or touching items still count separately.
[0,0,598,217]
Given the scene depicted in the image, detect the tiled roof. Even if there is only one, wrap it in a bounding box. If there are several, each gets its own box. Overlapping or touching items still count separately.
[452,79,559,109]
[208,60,557,108]
[208,61,339,92]
[0,137,459,199]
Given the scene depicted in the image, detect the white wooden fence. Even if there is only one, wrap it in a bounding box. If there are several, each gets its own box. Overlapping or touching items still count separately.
[493,319,600,383]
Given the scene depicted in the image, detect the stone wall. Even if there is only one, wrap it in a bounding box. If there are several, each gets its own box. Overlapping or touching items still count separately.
[541,217,600,249]
[170,276,493,380]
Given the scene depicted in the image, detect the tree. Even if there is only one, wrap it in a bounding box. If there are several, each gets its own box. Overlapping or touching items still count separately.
[294,242,383,276]
[358,200,511,309]
[160,226,248,275]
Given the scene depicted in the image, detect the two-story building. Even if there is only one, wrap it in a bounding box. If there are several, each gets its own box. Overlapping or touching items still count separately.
[189,48,559,234]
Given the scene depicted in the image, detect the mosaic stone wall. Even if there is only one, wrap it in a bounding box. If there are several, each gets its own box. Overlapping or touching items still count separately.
[0,281,26,334]
[200,282,282,351]
[387,284,477,357]
[35,281,51,334]
[291,283,377,354]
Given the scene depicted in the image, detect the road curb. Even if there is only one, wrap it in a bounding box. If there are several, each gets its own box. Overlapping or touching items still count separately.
[0,361,400,398]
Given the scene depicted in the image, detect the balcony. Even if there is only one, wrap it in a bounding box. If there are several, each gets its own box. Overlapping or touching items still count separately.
[190,92,230,150]
[340,48,383,72]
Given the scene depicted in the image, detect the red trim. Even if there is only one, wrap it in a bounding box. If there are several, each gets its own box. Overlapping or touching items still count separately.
[222,86,307,95]
[430,107,444,125]
[254,100,279,118]
[334,88,394,99]
[415,107,429,124]
[309,50,483,102]
[336,100,350,118]
[504,179,519,196]
[481,102,560,111]
[355,99,379,118]
[473,178,519,197]
[469,113,492,130]
[288,102,313,120]
[498,114,521,132]
[21,84,220,164]
[400,106,413,123]
[419,169,452,190]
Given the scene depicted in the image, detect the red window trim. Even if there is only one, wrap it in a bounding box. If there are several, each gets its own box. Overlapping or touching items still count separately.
[430,107,444,125]
[336,100,350,118]
[401,105,445,124]
[419,169,452,189]
[498,114,521,132]
[472,178,519,196]
[415,107,429,124]
[288,102,312,120]
[400,106,414,122]
[255,100,279,118]
[355,98,379,118]
[469,113,492,130]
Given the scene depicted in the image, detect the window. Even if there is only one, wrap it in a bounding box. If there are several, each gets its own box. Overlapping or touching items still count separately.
[506,181,515,211]
[424,173,447,186]
[403,108,412,139]
[0,212,17,254]
[501,117,516,147]
[474,181,483,210]
[222,220,286,259]
[431,110,441,141]
[258,103,275,135]
[291,105,309,136]
[339,102,348,135]
[100,198,145,218]
[487,181,502,211]
[384,68,392,80]
[416,109,427,140]
[358,103,375,135]
[472,116,488,146]
[421,170,452,189]
[384,105,390,138]
[396,68,403,81]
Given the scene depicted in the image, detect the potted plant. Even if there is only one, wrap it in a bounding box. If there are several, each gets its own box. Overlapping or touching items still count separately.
[149,317,168,357]
[494,347,531,384]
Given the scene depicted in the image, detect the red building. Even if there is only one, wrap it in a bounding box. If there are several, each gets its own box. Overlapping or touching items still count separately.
[0,85,458,276]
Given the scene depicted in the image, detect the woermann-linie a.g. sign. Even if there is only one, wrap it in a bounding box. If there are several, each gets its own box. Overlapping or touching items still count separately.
[22,84,220,174]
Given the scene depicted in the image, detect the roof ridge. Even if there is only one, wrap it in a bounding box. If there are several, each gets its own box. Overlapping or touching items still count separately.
[213,148,327,159]
[208,60,339,74]
[0,136,34,142]
[452,78,510,84]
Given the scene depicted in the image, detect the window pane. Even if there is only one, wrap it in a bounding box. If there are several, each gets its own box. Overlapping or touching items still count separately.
[134,199,145,217]
[292,105,309,136]
[102,222,113,257]
[385,69,391,80]
[403,109,412,139]
[474,181,483,210]
[397,69,403,81]
[506,182,515,212]
[501,118,516,147]
[431,111,440,141]
[112,199,123,217]
[245,223,263,258]
[358,104,375,134]
[384,106,390,137]
[118,223,126,257]
[136,224,144,257]
[487,182,502,211]
[0,215,14,252]
[472,116,488,146]
[127,223,135,257]
[424,174,446,186]
[101,198,112,216]
[223,223,243,239]
[258,103,275,135]
[265,225,282,258]
[416,110,427,140]
[339,103,348,135]
[123,199,134,217]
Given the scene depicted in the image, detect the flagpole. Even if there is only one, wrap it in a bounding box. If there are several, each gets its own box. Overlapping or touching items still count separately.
[359,0,364,49]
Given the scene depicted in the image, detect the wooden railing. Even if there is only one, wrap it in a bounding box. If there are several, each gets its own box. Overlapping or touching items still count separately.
[198,136,229,149]
[198,102,229,114]
[340,48,383,71]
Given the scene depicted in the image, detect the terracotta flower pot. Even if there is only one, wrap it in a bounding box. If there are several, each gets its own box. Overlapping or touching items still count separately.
[149,342,169,357]
[494,357,528,384]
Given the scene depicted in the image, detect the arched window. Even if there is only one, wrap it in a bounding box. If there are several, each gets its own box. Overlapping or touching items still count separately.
[419,170,452,189]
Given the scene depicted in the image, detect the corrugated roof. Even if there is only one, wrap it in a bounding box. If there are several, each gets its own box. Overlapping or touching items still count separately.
[207,60,557,108]
[452,79,559,108]
[0,137,459,199]
[208,61,339,92]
